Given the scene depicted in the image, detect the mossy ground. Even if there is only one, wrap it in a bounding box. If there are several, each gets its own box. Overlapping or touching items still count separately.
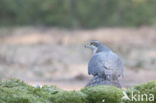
[0,79,155,103]
[125,81,156,103]
[81,85,123,103]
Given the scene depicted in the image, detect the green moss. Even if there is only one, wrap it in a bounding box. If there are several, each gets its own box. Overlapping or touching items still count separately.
[51,91,88,103]
[125,81,156,103]
[0,79,62,103]
[81,85,123,103]
[0,87,38,103]
[0,79,156,103]
[0,79,28,88]
[134,81,156,91]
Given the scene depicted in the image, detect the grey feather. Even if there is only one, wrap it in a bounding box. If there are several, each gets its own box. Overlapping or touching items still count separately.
[88,43,124,79]
[85,40,124,88]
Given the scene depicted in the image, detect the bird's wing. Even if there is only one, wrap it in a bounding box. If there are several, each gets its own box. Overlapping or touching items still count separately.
[102,51,124,77]
[88,52,124,77]
[88,53,107,76]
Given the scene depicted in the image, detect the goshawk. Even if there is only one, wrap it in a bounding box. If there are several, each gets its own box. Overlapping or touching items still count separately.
[84,40,124,87]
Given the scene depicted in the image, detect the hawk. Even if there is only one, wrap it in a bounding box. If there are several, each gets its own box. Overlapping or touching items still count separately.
[84,40,124,87]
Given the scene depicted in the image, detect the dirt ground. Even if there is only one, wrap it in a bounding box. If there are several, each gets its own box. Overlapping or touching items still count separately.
[0,27,156,90]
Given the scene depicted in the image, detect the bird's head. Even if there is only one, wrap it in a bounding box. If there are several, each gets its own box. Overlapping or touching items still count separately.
[84,40,101,53]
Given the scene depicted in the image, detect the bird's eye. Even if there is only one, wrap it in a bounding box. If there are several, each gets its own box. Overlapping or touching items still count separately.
[90,42,94,45]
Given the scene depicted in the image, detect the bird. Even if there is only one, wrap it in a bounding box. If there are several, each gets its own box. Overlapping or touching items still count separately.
[84,40,124,87]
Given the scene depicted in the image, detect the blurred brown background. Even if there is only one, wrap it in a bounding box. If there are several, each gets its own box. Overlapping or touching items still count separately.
[0,27,156,90]
[0,0,156,90]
